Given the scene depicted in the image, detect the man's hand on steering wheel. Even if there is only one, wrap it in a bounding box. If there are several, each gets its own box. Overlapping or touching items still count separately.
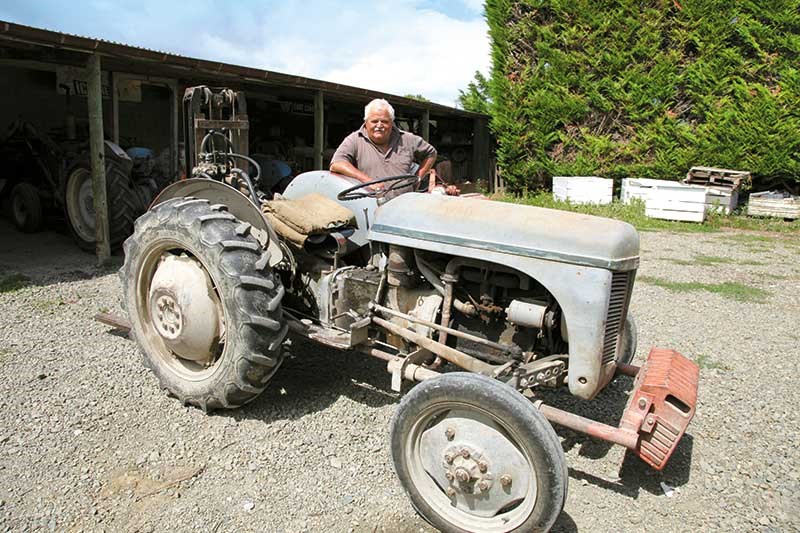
[337,174,420,201]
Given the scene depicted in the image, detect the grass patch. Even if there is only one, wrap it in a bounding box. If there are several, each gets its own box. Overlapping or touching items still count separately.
[637,276,770,303]
[0,273,32,293]
[668,255,764,266]
[33,299,61,311]
[695,354,730,371]
[722,234,776,243]
[761,273,789,280]
[500,193,800,235]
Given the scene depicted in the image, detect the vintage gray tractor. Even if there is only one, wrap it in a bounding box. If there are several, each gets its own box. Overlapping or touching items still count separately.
[116,87,699,532]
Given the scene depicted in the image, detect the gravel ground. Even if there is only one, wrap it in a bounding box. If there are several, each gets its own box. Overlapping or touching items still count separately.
[0,219,798,532]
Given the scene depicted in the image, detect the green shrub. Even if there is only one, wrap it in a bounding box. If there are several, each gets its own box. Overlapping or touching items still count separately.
[485,0,800,191]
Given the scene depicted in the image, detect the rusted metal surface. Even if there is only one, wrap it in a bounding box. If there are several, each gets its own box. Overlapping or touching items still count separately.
[536,402,639,450]
[622,347,699,470]
[371,316,496,375]
[94,312,131,332]
[537,347,699,470]
[371,303,518,356]
[615,361,641,377]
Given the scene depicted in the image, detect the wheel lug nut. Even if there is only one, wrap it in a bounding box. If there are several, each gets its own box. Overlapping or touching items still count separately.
[444,453,454,464]
[478,460,488,473]
[446,487,456,497]
[460,448,470,459]
[445,427,455,441]
[500,474,512,487]
[456,469,470,483]
[478,480,490,492]
[445,472,454,481]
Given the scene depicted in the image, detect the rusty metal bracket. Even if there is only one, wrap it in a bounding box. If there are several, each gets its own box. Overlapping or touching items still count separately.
[390,348,433,392]
[94,312,131,333]
[534,347,699,470]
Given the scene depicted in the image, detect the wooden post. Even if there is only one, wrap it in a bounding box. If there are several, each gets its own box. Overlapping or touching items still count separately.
[314,90,324,170]
[87,53,110,264]
[111,72,120,144]
[472,117,489,182]
[421,110,430,141]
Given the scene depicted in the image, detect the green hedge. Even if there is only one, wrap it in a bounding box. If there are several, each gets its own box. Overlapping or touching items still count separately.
[486,0,800,192]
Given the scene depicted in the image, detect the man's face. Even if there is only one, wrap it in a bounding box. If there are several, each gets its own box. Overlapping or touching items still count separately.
[365,109,393,146]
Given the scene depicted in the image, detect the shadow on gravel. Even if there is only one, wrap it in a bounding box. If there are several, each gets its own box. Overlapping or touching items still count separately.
[538,373,695,499]
[0,221,124,290]
[228,335,400,425]
[551,510,578,532]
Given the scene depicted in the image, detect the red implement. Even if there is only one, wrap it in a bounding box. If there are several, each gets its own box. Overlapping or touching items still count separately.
[621,348,699,470]
[537,347,699,471]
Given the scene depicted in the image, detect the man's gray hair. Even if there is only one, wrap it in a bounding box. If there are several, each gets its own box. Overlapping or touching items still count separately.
[364,99,395,121]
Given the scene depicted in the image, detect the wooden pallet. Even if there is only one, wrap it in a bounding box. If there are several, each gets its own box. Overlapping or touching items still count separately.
[684,166,751,191]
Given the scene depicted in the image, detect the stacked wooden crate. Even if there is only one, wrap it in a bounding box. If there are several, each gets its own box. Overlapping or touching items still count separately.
[621,178,709,222]
[683,166,750,215]
[747,191,800,219]
[552,176,613,205]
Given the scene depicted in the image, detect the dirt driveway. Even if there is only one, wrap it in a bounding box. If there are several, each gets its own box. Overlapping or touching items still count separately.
[0,219,798,532]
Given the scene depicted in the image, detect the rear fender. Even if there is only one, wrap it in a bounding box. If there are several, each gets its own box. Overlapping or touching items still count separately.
[152,178,282,265]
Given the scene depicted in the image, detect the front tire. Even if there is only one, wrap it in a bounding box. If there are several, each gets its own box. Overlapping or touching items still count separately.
[617,314,637,366]
[391,373,568,532]
[120,197,288,410]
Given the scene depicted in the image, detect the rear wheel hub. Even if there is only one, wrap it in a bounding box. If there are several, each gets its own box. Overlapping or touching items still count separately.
[148,253,222,363]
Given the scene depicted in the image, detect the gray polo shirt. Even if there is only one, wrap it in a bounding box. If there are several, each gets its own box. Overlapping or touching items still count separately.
[331,125,437,179]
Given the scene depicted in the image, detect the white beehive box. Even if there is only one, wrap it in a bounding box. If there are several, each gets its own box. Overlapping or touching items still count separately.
[644,182,710,222]
[620,178,665,204]
[705,186,738,214]
[552,176,613,205]
[747,191,800,219]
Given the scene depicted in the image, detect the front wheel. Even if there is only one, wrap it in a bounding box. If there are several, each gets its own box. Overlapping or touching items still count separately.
[617,314,637,366]
[120,197,288,410]
[390,373,568,532]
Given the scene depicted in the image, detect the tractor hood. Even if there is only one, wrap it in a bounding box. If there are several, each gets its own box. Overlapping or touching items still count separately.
[369,193,639,270]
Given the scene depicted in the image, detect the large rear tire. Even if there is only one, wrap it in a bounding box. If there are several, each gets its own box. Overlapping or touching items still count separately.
[391,373,568,532]
[64,149,137,250]
[120,197,288,410]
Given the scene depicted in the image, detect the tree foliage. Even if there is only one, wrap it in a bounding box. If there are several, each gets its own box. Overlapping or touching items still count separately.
[403,94,431,102]
[458,71,492,114]
[485,0,800,191]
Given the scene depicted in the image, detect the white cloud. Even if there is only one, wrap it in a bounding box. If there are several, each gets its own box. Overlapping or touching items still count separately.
[321,10,490,105]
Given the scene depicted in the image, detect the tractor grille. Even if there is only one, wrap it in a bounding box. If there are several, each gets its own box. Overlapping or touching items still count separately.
[601,271,634,365]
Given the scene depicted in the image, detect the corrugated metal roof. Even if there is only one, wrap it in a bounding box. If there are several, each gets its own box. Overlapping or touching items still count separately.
[0,20,486,119]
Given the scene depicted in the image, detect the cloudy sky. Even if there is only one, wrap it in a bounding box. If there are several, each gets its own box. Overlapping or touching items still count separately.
[1,0,491,106]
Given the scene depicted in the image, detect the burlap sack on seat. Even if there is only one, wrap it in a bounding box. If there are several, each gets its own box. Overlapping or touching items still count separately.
[263,193,355,246]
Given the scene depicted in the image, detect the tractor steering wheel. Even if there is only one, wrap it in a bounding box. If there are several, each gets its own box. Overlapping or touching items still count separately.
[337,174,420,201]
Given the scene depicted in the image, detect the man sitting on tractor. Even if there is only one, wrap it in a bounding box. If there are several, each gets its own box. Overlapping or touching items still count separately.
[330,99,443,197]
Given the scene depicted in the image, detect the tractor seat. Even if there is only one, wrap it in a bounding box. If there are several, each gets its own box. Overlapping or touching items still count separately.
[263,193,355,247]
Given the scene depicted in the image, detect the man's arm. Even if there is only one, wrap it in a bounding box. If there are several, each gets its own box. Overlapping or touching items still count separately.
[412,135,437,178]
[329,132,373,183]
[330,160,371,183]
[416,155,436,178]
